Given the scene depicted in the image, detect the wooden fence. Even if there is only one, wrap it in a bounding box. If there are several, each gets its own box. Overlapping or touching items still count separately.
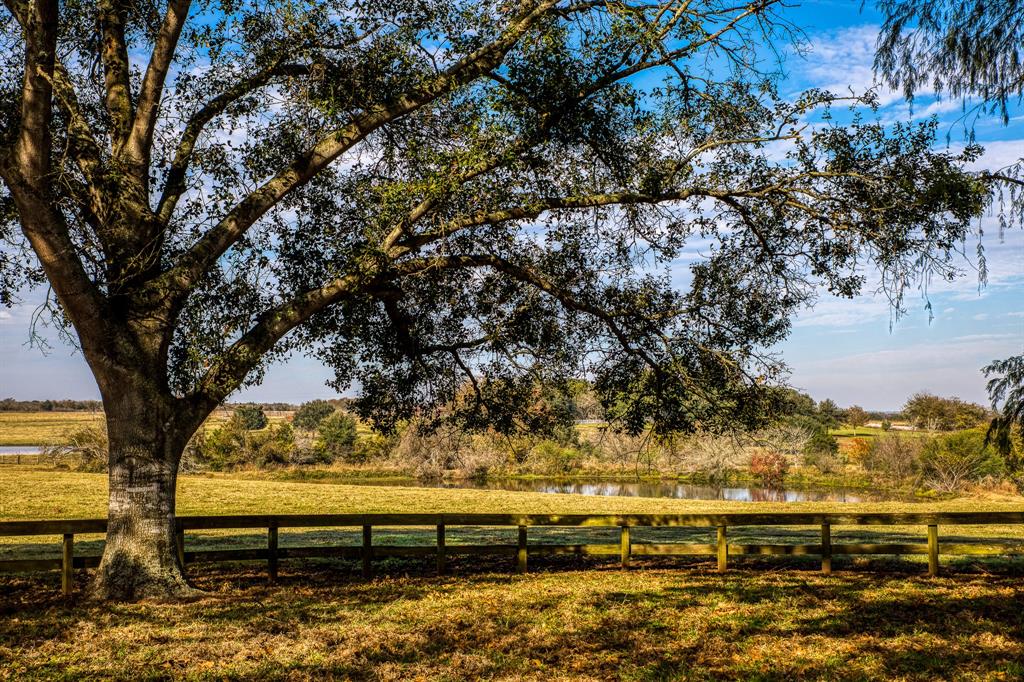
[2,511,1024,595]
[0,453,43,465]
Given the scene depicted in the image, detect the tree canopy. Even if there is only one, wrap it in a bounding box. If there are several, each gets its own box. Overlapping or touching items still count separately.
[1,0,985,434]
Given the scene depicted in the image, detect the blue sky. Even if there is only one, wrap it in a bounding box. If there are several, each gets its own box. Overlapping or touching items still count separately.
[0,0,1021,411]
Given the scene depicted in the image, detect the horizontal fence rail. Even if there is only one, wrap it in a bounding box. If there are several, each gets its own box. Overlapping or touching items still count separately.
[2,511,1023,595]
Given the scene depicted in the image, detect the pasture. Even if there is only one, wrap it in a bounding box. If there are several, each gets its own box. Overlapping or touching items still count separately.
[2,466,1024,679]
[0,410,295,447]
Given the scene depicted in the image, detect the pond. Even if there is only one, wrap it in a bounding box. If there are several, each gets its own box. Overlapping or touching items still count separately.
[362,477,905,503]
[0,445,44,455]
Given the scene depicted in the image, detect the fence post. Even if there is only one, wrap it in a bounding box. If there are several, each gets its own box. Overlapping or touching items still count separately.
[928,524,939,577]
[517,525,528,574]
[362,525,373,578]
[61,533,73,596]
[821,522,832,575]
[620,525,630,568]
[175,527,186,570]
[717,526,728,573]
[436,522,446,575]
[267,522,279,583]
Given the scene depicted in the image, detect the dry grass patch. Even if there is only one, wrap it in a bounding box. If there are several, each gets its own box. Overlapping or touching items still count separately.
[2,561,1024,680]
[0,412,104,446]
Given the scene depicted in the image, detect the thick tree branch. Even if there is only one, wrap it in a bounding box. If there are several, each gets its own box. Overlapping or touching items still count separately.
[190,271,377,407]
[127,0,193,179]
[393,253,662,369]
[98,0,134,152]
[46,64,107,220]
[162,0,562,298]
[155,62,311,224]
[5,0,108,345]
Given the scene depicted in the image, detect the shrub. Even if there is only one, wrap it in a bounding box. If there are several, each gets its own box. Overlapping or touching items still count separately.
[680,433,745,483]
[352,432,395,462]
[316,411,358,462]
[920,430,1005,492]
[804,428,839,457]
[846,437,873,465]
[803,447,843,474]
[862,434,922,482]
[193,420,295,469]
[749,451,789,487]
[250,423,296,466]
[293,400,336,431]
[194,421,246,469]
[530,440,584,475]
[43,424,108,472]
[881,420,892,431]
[232,405,267,430]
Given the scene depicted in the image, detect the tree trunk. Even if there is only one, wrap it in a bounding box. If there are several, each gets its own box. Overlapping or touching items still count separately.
[90,388,198,601]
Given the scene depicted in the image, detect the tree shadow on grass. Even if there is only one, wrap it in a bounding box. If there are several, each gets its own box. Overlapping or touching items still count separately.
[3,561,1024,680]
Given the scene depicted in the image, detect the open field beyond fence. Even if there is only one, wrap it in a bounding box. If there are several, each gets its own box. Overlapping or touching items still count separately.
[0,410,297,446]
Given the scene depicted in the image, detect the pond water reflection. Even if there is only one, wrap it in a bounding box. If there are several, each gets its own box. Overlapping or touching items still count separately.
[368,477,904,503]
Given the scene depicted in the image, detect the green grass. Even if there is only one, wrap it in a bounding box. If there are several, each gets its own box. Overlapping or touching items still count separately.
[5,465,1024,521]
[831,426,928,439]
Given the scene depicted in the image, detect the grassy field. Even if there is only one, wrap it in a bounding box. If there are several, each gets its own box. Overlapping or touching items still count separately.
[3,563,1024,680]
[0,411,105,446]
[2,467,1024,679]
[0,410,381,447]
[831,425,927,440]
[0,409,931,447]
[0,410,297,446]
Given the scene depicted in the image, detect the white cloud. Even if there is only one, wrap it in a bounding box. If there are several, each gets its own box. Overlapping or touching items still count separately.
[788,333,1020,408]
[799,25,893,99]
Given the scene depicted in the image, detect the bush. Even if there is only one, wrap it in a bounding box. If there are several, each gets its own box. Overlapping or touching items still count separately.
[862,434,922,482]
[804,428,838,457]
[194,420,295,469]
[352,432,395,462]
[920,430,1005,492]
[232,405,268,430]
[530,440,583,475]
[749,451,789,487]
[881,420,892,431]
[316,411,358,462]
[846,437,872,465]
[803,447,843,474]
[250,423,296,466]
[43,424,108,472]
[293,400,336,431]
[679,433,745,483]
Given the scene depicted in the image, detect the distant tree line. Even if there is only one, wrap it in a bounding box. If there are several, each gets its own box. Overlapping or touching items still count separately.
[0,398,103,412]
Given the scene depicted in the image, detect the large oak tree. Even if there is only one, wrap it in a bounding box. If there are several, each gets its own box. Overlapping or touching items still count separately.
[1,0,984,599]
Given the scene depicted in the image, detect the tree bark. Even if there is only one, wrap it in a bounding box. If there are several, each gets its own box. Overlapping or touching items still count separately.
[90,385,197,601]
